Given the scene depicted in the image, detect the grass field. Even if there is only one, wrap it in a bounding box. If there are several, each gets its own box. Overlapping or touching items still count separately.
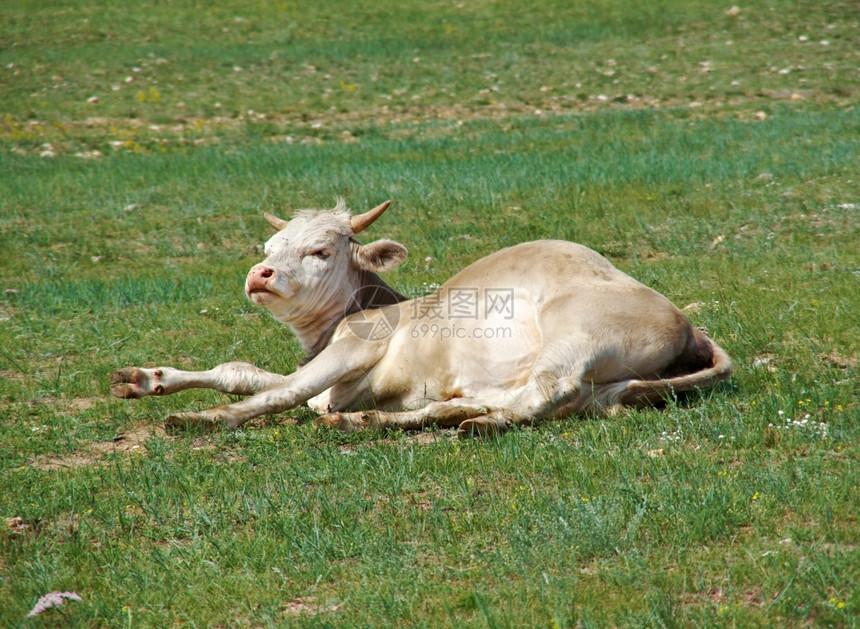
[1,0,858,626]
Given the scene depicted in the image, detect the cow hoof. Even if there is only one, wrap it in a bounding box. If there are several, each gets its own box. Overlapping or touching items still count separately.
[315,412,362,433]
[457,416,509,440]
[315,411,380,432]
[315,412,344,429]
[110,368,147,398]
[110,367,165,399]
[604,404,625,417]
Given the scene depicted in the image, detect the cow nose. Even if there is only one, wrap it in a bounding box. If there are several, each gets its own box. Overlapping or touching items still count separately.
[249,265,274,279]
[247,265,276,294]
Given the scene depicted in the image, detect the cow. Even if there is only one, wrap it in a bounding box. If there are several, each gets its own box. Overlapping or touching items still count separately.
[110,199,732,437]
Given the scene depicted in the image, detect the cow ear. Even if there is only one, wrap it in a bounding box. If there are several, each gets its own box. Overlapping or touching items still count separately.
[352,239,407,272]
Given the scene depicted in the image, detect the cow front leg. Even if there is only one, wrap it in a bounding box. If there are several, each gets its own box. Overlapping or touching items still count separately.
[165,407,232,432]
[160,339,369,431]
[165,405,246,431]
[110,362,289,399]
[164,387,300,431]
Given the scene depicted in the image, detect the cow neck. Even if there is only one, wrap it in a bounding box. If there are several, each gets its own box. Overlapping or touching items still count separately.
[295,270,407,367]
[285,296,346,365]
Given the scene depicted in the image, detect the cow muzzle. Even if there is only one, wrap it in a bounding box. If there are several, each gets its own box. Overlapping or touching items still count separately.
[246,265,279,303]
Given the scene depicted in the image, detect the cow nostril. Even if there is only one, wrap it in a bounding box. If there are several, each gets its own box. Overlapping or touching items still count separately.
[260,267,274,278]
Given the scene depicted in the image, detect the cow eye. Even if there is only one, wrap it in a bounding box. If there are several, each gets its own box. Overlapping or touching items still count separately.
[311,249,330,260]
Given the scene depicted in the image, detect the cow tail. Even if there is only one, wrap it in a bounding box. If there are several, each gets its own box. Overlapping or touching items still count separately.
[617,336,733,408]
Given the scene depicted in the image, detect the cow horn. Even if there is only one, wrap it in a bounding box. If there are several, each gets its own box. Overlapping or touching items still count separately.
[263,212,288,231]
[350,200,391,234]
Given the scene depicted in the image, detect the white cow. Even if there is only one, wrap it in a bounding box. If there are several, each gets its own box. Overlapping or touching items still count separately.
[111,200,732,437]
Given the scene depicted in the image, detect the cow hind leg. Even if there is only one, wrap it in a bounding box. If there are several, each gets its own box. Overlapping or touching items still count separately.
[315,370,579,439]
[574,336,734,414]
[332,362,587,439]
[110,362,289,399]
[318,350,591,438]
[456,368,586,438]
[315,401,490,433]
[316,404,511,439]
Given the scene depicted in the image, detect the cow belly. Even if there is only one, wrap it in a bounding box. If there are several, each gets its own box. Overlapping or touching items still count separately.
[368,293,543,409]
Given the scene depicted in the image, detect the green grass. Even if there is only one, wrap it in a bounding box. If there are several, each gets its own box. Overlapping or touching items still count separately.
[1,0,858,626]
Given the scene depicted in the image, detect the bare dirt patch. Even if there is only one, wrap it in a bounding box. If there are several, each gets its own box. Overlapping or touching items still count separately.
[339,428,457,455]
[29,424,166,471]
[96,425,165,455]
[404,429,458,446]
[2,516,31,537]
[821,349,858,371]
[281,597,341,617]
[28,396,100,413]
[69,397,97,412]
[0,369,24,382]
[681,588,727,606]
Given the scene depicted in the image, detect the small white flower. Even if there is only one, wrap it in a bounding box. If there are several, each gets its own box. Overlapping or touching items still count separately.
[27,592,82,618]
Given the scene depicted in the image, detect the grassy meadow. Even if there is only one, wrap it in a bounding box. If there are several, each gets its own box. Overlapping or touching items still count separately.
[1,0,858,626]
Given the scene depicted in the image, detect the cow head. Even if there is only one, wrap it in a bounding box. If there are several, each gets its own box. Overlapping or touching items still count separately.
[245,199,407,335]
